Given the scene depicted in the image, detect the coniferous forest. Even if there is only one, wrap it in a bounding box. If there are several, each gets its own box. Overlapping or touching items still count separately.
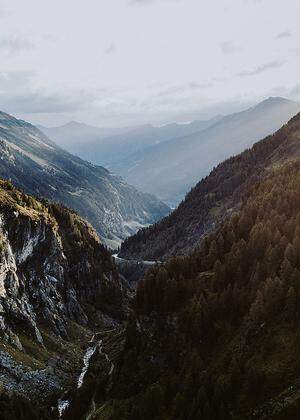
[0,2,300,419]
[106,161,300,419]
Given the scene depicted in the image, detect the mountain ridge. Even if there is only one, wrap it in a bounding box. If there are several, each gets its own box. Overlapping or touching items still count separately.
[0,110,170,247]
[118,97,300,204]
[65,130,300,419]
[119,110,300,260]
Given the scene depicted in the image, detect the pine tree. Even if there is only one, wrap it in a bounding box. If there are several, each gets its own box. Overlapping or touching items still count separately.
[285,287,297,319]
[249,290,264,323]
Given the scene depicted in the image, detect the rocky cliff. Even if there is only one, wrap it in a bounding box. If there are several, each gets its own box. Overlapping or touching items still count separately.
[0,179,127,417]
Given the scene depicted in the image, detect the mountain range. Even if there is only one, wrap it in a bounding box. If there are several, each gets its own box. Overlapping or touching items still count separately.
[40,97,300,206]
[64,110,300,419]
[39,116,222,185]
[120,105,300,260]
[1,105,300,419]
[0,111,170,248]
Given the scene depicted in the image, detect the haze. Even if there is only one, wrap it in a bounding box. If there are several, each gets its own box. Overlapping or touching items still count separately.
[0,0,299,127]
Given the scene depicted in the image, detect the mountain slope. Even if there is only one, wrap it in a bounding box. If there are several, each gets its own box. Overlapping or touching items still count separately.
[120,110,300,261]
[116,160,300,419]
[38,121,139,151]
[119,97,300,204]
[66,153,300,419]
[0,179,127,417]
[39,117,222,176]
[0,111,170,247]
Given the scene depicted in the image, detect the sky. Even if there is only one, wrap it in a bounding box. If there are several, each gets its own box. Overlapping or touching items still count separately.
[0,0,299,127]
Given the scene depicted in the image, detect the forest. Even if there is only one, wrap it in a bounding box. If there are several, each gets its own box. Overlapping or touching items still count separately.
[103,160,300,419]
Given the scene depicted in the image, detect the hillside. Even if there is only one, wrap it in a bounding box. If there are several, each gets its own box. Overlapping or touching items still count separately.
[70,158,300,419]
[0,179,127,418]
[117,97,300,205]
[120,110,300,261]
[39,117,221,183]
[0,111,169,247]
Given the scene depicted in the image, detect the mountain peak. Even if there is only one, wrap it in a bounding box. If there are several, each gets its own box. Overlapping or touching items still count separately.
[63,120,89,129]
[254,96,294,109]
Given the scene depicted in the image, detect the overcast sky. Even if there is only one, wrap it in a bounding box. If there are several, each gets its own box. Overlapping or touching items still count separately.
[0,0,299,127]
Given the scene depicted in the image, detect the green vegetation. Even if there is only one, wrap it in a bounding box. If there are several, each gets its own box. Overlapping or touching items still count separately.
[120,113,300,261]
[103,161,300,419]
[0,389,53,420]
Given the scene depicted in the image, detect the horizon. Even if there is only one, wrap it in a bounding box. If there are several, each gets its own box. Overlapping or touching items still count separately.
[31,95,299,130]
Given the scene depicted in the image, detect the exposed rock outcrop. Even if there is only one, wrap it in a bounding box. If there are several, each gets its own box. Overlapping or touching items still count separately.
[0,180,127,411]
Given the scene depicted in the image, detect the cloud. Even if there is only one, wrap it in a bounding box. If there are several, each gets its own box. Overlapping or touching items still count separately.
[0,36,34,55]
[42,34,56,43]
[220,41,242,54]
[104,43,117,55]
[0,70,35,91]
[294,47,300,57]
[0,4,9,18]
[0,71,94,114]
[237,61,284,77]
[289,84,300,98]
[157,82,212,97]
[276,31,291,39]
[3,92,90,114]
[130,0,182,5]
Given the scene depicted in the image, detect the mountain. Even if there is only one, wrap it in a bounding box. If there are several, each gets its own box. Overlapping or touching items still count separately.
[38,121,138,151]
[0,179,128,418]
[2,112,300,420]
[120,110,300,261]
[115,97,300,205]
[39,117,222,189]
[0,111,170,248]
[65,118,300,419]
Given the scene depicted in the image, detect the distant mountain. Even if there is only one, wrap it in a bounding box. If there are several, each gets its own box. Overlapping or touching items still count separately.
[38,121,138,151]
[0,111,170,248]
[39,116,222,180]
[120,109,300,261]
[81,117,222,165]
[42,98,300,207]
[116,97,300,205]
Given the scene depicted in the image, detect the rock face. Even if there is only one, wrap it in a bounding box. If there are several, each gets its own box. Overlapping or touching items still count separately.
[0,111,170,248]
[0,180,126,408]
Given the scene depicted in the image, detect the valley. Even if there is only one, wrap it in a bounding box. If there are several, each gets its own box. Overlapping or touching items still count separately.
[40,98,300,206]
[52,111,300,419]
[1,108,300,419]
[0,111,169,248]
[1,1,300,418]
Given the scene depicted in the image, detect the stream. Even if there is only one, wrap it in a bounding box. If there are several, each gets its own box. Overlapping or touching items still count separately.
[57,333,114,419]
